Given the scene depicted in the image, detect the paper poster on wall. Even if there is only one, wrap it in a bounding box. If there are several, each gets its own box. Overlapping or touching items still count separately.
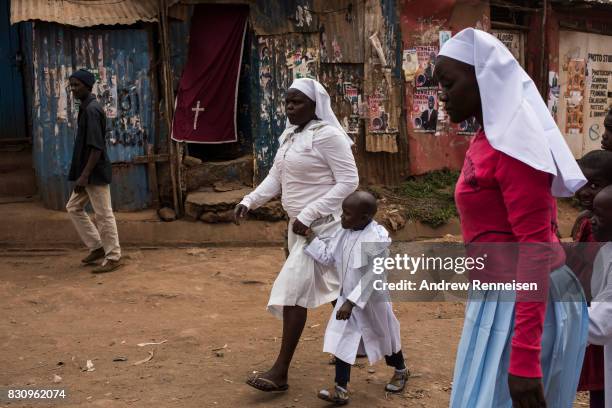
[415,46,438,88]
[412,89,438,133]
[564,59,586,135]
[368,90,390,133]
[548,71,560,122]
[287,49,318,80]
[343,83,361,134]
[558,31,612,157]
[91,67,118,119]
[439,30,452,48]
[402,49,419,82]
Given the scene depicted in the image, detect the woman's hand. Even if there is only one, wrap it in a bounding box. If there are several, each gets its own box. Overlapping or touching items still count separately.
[233,204,248,225]
[292,219,309,236]
[508,374,546,408]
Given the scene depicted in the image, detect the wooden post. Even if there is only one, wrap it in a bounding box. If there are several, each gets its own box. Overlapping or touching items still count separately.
[157,0,183,215]
[540,0,548,98]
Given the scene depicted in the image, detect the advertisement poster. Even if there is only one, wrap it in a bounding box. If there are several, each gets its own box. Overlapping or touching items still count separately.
[414,45,438,89]
[565,59,586,135]
[439,30,452,48]
[558,31,612,155]
[368,91,389,133]
[548,71,560,122]
[344,83,361,134]
[402,48,419,82]
[412,89,438,133]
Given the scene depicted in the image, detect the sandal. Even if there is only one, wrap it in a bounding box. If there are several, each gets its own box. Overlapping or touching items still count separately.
[246,373,289,393]
[318,384,349,405]
[385,369,410,393]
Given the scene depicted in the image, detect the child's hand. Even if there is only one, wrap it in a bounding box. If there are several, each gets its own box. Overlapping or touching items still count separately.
[336,300,355,320]
[305,228,315,243]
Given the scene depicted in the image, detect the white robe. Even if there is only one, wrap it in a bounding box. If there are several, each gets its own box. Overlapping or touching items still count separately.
[239,120,359,319]
[304,221,402,365]
[588,242,612,408]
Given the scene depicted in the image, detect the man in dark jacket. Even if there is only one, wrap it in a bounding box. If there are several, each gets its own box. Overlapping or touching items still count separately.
[66,69,121,273]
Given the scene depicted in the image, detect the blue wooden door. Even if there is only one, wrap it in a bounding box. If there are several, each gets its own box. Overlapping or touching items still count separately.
[0,0,26,140]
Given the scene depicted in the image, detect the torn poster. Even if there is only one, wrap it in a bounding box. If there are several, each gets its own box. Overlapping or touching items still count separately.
[287,48,318,80]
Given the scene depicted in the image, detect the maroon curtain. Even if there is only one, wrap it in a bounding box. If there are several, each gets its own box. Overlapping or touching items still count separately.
[172,4,248,143]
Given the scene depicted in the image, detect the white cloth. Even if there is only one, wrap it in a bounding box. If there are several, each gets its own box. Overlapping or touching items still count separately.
[66,184,121,261]
[288,78,354,146]
[240,120,359,225]
[267,216,342,319]
[587,242,612,408]
[304,221,402,365]
[438,28,586,197]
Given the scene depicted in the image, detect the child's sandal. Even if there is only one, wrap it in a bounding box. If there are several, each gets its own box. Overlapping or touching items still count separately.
[385,369,410,393]
[318,385,350,405]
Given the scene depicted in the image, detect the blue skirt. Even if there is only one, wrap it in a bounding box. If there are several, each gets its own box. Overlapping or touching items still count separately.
[449,265,588,408]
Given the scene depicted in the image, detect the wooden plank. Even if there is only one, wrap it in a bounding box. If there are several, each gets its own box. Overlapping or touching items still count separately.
[132,154,169,164]
[145,144,160,209]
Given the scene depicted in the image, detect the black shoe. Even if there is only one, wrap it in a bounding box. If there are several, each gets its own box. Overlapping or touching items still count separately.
[92,259,122,274]
[81,248,105,264]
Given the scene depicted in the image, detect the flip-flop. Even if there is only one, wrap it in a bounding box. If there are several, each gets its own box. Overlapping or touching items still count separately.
[246,374,289,393]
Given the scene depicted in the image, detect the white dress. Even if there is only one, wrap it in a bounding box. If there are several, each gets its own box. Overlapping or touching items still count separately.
[588,242,612,408]
[239,120,359,319]
[305,221,403,365]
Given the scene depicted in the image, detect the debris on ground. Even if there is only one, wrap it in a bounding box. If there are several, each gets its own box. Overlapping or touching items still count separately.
[158,207,177,222]
[211,344,227,352]
[137,340,168,347]
[133,350,154,366]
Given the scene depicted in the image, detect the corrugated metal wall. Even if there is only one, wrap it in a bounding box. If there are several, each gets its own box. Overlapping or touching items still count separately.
[1,0,27,140]
[30,22,154,210]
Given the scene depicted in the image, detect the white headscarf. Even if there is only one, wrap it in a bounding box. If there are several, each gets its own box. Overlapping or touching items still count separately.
[438,28,586,197]
[288,78,354,145]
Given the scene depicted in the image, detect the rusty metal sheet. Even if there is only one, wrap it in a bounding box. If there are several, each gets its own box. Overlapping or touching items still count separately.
[9,0,183,27]
[401,0,490,175]
[253,33,320,182]
[315,0,365,63]
[30,22,154,210]
[179,0,320,35]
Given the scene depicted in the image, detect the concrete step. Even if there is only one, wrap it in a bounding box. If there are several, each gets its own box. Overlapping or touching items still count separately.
[0,167,37,197]
[0,147,33,173]
[183,154,253,192]
[0,201,287,248]
[184,188,286,223]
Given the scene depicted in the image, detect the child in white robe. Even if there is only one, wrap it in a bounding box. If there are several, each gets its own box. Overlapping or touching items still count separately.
[588,185,612,408]
[304,191,408,405]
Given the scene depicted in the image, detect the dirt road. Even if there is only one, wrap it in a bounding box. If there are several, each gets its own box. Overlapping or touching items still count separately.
[0,247,588,408]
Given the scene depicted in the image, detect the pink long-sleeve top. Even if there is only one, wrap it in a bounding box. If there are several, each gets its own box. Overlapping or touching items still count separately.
[455,129,566,378]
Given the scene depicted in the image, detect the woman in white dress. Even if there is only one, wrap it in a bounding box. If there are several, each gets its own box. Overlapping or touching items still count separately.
[234,78,359,392]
